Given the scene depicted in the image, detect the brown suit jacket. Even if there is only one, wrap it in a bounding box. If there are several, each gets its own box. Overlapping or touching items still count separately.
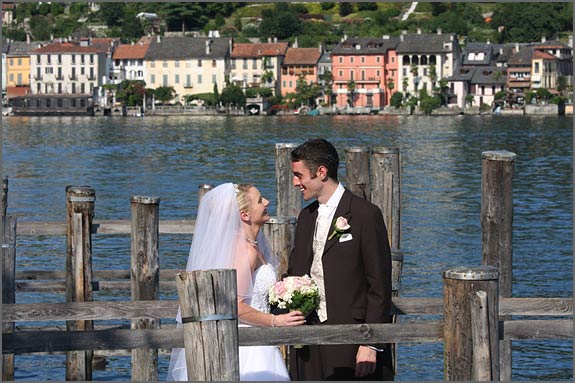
[288,189,393,380]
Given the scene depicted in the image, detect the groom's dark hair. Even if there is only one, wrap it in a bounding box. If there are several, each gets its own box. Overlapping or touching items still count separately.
[291,138,339,181]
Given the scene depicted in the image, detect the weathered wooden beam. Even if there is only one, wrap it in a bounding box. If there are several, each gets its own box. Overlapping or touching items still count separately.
[16,219,196,235]
[3,297,572,323]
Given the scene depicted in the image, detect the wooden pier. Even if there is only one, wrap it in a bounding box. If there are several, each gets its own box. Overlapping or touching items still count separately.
[2,146,573,381]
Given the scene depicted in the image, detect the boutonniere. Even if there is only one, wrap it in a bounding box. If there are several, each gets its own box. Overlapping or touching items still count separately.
[328,216,351,240]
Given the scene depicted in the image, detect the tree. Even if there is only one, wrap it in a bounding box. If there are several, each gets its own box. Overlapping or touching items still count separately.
[220,84,246,107]
[390,92,403,108]
[121,8,143,42]
[536,88,552,104]
[30,15,53,41]
[357,3,378,12]
[99,2,125,28]
[322,70,334,106]
[465,94,474,107]
[259,3,302,40]
[557,75,567,96]
[347,80,356,107]
[154,86,176,104]
[339,2,354,17]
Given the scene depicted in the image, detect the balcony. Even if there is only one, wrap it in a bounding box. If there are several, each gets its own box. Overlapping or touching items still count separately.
[87,76,97,81]
[183,83,193,88]
[69,75,78,81]
[33,75,43,81]
[55,75,64,80]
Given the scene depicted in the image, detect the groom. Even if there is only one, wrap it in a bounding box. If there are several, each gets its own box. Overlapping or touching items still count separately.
[287,138,394,381]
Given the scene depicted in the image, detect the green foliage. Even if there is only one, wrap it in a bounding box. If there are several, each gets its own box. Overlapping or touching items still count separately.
[154,86,176,104]
[259,3,303,40]
[465,94,474,106]
[390,92,403,108]
[3,27,27,41]
[245,87,273,98]
[99,3,125,28]
[556,75,567,95]
[524,91,536,105]
[491,3,572,43]
[357,3,378,12]
[418,88,441,114]
[550,96,567,105]
[321,3,336,11]
[121,9,144,43]
[53,17,81,38]
[220,84,246,107]
[536,88,552,102]
[339,2,354,17]
[30,15,53,41]
[185,93,217,106]
[115,80,147,107]
[494,91,507,101]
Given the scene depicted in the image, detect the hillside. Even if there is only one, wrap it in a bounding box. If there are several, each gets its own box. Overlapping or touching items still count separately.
[2,2,572,46]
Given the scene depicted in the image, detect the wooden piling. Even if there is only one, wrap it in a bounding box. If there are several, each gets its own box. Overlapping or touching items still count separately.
[443,266,499,381]
[481,150,515,381]
[130,196,160,381]
[198,184,214,203]
[65,186,95,381]
[344,146,371,200]
[471,290,492,381]
[176,269,239,381]
[275,143,301,217]
[2,215,16,381]
[2,177,7,217]
[263,216,296,277]
[370,147,401,251]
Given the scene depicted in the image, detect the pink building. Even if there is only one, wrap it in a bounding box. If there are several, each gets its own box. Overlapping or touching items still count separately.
[281,46,322,96]
[331,36,399,109]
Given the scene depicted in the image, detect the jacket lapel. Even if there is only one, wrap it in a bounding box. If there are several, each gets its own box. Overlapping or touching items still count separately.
[322,189,353,255]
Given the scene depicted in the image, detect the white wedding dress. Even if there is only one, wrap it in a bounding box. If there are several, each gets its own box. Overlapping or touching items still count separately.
[239,263,291,381]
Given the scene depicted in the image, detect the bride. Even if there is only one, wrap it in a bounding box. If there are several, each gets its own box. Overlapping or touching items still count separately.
[167,183,305,381]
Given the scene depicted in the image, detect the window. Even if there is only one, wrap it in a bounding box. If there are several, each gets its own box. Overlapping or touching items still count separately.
[186,60,192,68]
[72,83,76,94]
[350,57,354,63]
[45,67,53,74]
[534,62,540,73]
[376,56,381,63]
[151,74,155,84]
[376,70,380,77]
[81,55,85,64]
[175,74,180,84]
[198,59,202,67]
[339,57,343,63]
[175,60,180,68]
[186,74,191,87]
[9,58,13,66]
[17,73,22,84]
[212,60,216,68]
[81,67,85,75]
[81,83,85,94]
[89,55,94,64]
[391,56,395,63]
[58,83,62,93]
[150,60,155,68]
[212,74,216,83]
[36,55,41,64]
[282,80,286,87]
[361,71,365,80]
[57,98,62,107]
[9,74,13,82]
[163,60,168,68]
[403,68,407,76]
[47,54,51,64]
[339,70,343,77]
[163,74,168,86]
[361,56,365,63]
[289,80,292,87]
[198,74,202,84]
[72,98,76,107]
[243,58,248,69]
[253,58,257,69]
[18,58,22,65]
[350,70,354,80]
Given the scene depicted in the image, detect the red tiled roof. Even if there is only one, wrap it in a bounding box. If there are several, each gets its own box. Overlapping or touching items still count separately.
[231,43,288,58]
[283,47,321,65]
[7,86,29,98]
[532,50,557,60]
[113,42,150,60]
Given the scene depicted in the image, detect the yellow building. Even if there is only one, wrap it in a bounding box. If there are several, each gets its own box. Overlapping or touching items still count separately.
[6,40,43,99]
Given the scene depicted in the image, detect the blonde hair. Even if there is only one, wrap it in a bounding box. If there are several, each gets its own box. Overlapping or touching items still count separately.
[235,183,254,212]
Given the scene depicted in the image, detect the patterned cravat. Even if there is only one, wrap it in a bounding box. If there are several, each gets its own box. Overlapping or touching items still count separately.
[311,204,331,322]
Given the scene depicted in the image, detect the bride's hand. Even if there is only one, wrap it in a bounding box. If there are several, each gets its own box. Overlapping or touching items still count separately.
[273,311,306,327]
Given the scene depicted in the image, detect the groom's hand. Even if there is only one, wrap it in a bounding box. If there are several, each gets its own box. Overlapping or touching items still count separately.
[355,345,377,377]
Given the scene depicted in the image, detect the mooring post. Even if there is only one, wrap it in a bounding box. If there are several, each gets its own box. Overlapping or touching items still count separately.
[176,269,239,381]
[344,146,371,200]
[275,143,301,217]
[370,147,401,251]
[443,266,499,381]
[130,196,160,381]
[470,290,492,381]
[198,184,214,203]
[65,186,95,381]
[2,177,8,217]
[2,210,17,380]
[263,216,296,277]
[481,150,515,381]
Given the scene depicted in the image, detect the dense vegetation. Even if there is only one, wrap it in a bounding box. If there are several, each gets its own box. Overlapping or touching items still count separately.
[3,2,572,46]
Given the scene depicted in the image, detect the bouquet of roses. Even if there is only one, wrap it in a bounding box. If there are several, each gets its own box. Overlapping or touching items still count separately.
[268,274,319,318]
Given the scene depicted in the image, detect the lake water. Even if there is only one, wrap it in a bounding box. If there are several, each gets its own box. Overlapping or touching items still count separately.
[2,114,572,381]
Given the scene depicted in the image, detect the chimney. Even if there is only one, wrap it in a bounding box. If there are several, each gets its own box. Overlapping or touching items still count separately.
[229,38,233,53]
[541,36,546,43]
[157,35,161,43]
[318,42,322,53]
[400,34,404,42]
[383,35,390,40]
[293,37,298,48]
[268,37,271,43]
[26,33,30,44]
[402,30,407,35]
[569,35,573,48]
[206,39,213,55]
[417,28,421,34]
[50,34,54,42]
[486,39,491,45]
[514,43,519,53]
[437,28,442,35]
[274,37,277,43]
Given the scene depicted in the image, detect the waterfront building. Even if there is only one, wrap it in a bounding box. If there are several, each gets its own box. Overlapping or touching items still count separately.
[531,38,573,91]
[281,45,322,97]
[317,48,333,105]
[448,42,507,108]
[2,39,8,101]
[396,29,461,98]
[5,38,44,101]
[331,35,399,109]
[230,40,288,96]
[144,36,231,104]
[30,38,118,96]
[111,37,151,84]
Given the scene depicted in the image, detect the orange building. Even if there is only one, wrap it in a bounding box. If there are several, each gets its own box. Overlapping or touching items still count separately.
[331,36,400,109]
[281,46,322,96]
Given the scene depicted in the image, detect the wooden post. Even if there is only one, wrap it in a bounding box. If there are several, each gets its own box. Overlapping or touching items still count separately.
[2,216,16,381]
[198,184,214,203]
[65,186,95,381]
[176,269,239,381]
[471,290,492,381]
[370,147,401,251]
[2,177,7,217]
[481,150,515,381]
[263,216,296,277]
[130,196,160,381]
[443,266,499,381]
[344,146,371,200]
[275,143,301,217]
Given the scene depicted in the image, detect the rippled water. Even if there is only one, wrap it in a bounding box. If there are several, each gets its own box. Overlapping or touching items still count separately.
[2,114,572,381]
